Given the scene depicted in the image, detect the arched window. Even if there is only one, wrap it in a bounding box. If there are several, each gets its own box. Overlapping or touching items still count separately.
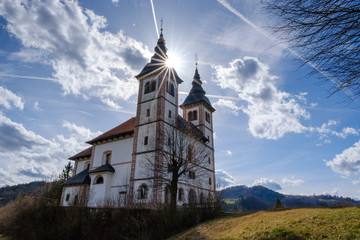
[200,192,205,204]
[178,188,184,202]
[167,81,175,97]
[193,110,198,120]
[188,111,193,121]
[85,161,90,170]
[188,189,197,206]
[138,184,148,199]
[94,176,104,184]
[205,112,211,123]
[164,185,171,205]
[144,80,156,94]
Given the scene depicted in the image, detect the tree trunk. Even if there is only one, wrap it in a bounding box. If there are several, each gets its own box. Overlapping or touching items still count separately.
[169,176,178,217]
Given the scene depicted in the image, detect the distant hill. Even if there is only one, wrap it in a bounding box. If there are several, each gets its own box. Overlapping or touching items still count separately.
[218,185,359,212]
[0,181,46,206]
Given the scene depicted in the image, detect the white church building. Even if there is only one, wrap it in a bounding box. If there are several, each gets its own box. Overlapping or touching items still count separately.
[60,29,216,208]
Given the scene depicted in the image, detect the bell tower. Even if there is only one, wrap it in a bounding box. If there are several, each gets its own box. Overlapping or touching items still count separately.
[129,28,183,205]
[180,63,215,148]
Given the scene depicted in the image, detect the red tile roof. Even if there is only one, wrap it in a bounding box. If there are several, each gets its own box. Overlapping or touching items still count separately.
[86,117,136,144]
[69,146,93,160]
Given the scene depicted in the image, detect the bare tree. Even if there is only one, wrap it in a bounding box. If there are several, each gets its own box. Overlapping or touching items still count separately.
[262,0,360,100]
[143,120,210,215]
[59,161,73,182]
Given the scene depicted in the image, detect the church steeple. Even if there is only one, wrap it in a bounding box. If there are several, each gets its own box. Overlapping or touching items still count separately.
[180,65,214,112]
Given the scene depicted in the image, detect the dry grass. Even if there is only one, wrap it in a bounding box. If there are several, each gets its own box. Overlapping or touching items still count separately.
[170,207,360,240]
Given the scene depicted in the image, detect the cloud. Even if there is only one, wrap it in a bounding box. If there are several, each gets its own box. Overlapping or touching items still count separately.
[33,101,42,111]
[309,120,359,143]
[282,177,304,186]
[213,99,242,116]
[0,112,101,186]
[252,178,282,191]
[0,0,151,108]
[0,86,24,110]
[213,57,309,140]
[225,150,232,156]
[215,170,237,189]
[326,140,360,176]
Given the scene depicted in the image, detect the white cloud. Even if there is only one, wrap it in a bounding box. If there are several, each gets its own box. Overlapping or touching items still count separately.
[33,101,41,111]
[309,120,359,142]
[326,140,360,176]
[215,170,237,190]
[213,99,242,116]
[213,57,309,140]
[0,112,101,186]
[282,177,304,186]
[225,150,232,156]
[252,178,282,191]
[0,86,24,110]
[0,0,152,108]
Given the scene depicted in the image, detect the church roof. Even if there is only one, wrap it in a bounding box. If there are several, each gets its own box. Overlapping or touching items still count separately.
[87,117,135,144]
[69,146,92,160]
[136,31,183,84]
[62,169,91,186]
[180,67,215,112]
[177,115,208,142]
[89,164,115,174]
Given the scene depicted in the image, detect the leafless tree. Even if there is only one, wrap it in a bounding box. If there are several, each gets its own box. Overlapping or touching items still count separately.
[262,0,360,100]
[143,120,210,215]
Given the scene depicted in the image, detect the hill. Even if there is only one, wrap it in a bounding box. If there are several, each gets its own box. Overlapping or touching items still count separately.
[170,207,360,239]
[218,185,359,212]
[0,181,45,206]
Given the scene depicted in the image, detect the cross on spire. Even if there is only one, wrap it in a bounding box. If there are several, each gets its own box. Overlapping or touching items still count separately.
[195,53,198,69]
[160,18,163,32]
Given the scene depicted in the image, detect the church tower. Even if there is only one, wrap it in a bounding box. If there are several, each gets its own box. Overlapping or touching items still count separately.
[129,28,183,205]
[180,64,215,149]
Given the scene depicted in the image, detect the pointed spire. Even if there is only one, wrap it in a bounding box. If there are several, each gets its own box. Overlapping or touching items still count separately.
[193,54,202,84]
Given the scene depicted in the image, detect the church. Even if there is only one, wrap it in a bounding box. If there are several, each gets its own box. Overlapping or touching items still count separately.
[60,29,216,208]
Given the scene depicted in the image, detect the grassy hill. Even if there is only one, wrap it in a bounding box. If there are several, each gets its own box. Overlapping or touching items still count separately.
[170,207,360,240]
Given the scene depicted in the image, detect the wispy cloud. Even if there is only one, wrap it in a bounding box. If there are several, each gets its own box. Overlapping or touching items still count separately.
[282,177,304,186]
[215,170,237,189]
[0,86,24,110]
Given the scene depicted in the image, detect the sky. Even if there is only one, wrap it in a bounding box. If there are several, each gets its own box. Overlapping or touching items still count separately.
[0,0,360,199]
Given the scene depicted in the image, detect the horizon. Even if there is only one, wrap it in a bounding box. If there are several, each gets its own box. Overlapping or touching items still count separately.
[0,0,359,199]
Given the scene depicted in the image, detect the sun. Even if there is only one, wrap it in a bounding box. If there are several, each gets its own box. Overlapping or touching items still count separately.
[166,52,181,70]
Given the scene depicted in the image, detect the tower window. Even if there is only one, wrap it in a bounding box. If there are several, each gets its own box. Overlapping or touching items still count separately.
[189,171,195,179]
[209,178,212,185]
[206,112,211,123]
[144,80,156,94]
[85,162,90,170]
[168,110,172,118]
[178,188,184,201]
[138,184,148,199]
[208,157,211,164]
[167,81,175,97]
[65,194,70,202]
[144,136,148,145]
[188,110,198,121]
[146,109,150,117]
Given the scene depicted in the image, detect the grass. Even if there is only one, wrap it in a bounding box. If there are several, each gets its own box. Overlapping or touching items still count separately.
[0,234,11,240]
[170,207,360,240]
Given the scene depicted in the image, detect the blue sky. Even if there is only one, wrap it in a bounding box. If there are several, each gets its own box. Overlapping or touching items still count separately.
[0,0,360,198]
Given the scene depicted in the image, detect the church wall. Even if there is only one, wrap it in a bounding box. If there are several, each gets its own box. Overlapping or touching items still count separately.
[164,100,177,125]
[92,137,133,167]
[75,159,90,174]
[88,173,113,207]
[139,101,158,125]
[136,122,156,153]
